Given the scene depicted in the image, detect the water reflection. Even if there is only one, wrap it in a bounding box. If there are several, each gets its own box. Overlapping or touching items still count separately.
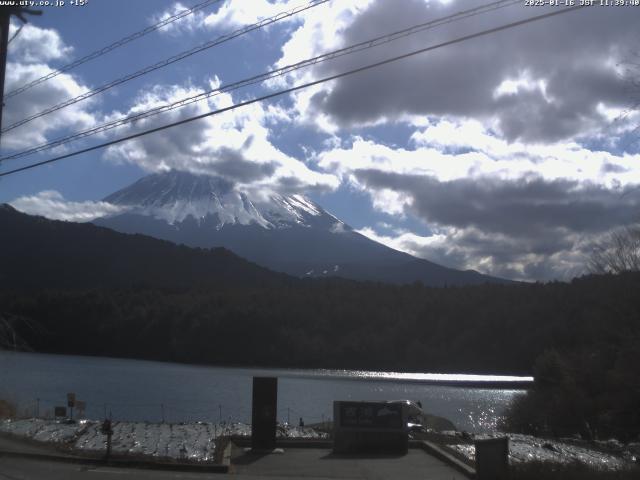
[328,369,533,384]
[1,351,527,432]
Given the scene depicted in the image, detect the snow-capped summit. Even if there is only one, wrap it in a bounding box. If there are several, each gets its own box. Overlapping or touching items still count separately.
[95,170,508,286]
[104,170,343,231]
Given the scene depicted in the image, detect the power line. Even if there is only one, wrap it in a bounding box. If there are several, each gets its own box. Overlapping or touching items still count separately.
[1,0,329,134]
[7,24,24,45]
[0,5,588,179]
[1,0,520,162]
[4,0,222,99]
[0,0,521,163]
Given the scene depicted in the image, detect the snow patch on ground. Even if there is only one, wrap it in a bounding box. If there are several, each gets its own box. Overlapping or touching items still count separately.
[447,432,634,471]
[0,418,327,463]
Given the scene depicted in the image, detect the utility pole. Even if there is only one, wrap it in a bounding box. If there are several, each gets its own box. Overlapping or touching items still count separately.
[0,10,10,139]
[0,7,42,145]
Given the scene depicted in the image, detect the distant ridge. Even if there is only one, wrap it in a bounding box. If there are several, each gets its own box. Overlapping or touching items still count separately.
[0,204,292,290]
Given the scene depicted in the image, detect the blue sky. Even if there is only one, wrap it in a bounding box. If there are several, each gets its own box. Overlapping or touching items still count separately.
[2,0,640,281]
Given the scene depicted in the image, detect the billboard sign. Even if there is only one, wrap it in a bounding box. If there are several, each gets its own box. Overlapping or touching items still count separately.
[337,401,404,430]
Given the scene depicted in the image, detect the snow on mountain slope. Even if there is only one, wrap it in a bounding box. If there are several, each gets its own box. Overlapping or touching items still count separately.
[104,170,341,231]
[96,170,510,286]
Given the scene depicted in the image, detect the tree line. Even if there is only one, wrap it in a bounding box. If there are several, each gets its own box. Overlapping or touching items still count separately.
[2,272,640,439]
[3,273,638,374]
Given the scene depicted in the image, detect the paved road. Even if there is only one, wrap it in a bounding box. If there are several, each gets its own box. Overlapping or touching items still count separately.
[0,433,468,480]
[0,435,71,456]
[231,447,468,479]
[0,448,467,480]
[0,456,216,480]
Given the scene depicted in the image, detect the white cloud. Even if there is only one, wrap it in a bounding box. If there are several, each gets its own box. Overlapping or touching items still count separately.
[271,0,640,280]
[492,71,551,102]
[154,0,316,35]
[2,23,99,151]
[153,2,209,35]
[357,225,592,282]
[314,117,640,281]
[103,80,339,195]
[269,0,640,143]
[357,226,444,258]
[267,0,374,133]
[410,119,640,186]
[203,0,296,30]
[7,21,73,63]
[275,0,372,66]
[10,191,123,222]
[315,119,640,219]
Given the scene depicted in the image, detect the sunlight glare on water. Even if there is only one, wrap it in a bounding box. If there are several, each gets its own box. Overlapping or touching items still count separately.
[0,352,528,432]
[323,369,533,383]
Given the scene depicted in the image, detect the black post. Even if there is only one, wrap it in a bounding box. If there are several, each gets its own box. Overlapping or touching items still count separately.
[106,431,112,460]
[101,419,113,462]
[251,377,278,451]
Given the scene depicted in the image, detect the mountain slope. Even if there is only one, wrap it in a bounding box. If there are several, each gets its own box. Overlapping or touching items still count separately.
[0,204,292,290]
[94,171,510,286]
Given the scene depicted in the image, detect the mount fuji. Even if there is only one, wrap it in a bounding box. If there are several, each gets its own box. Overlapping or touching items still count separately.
[94,170,508,286]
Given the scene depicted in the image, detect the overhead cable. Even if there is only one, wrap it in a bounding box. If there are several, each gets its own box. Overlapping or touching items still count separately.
[1,0,329,134]
[7,24,24,45]
[4,0,222,99]
[0,5,588,178]
[0,0,521,162]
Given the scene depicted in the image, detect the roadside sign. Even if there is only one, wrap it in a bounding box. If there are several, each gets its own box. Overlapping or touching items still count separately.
[333,401,409,454]
[337,401,404,429]
[67,393,76,408]
[76,400,86,416]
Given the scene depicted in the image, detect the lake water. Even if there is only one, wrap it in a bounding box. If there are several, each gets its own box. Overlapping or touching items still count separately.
[0,351,529,432]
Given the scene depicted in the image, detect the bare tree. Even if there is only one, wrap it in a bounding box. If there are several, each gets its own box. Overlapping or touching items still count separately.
[0,315,20,350]
[0,314,33,351]
[589,225,640,274]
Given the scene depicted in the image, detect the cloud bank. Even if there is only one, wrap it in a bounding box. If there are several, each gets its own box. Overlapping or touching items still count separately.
[102,80,339,197]
[287,0,639,143]
[10,191,123,222]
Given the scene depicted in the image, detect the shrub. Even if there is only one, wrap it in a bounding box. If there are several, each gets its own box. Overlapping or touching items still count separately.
[503,347,640,441]
[0,399,16,419]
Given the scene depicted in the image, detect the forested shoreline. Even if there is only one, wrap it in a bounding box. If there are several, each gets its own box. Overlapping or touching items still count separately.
[2,272,640,439]
[1,272,637,374]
